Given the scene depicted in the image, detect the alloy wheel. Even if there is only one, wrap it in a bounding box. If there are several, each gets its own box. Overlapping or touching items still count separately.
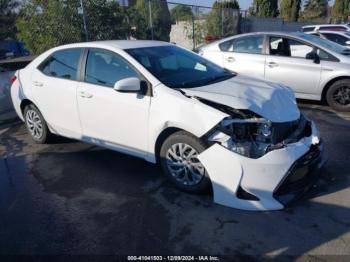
[165,143,205,186]
[26,109,43,140]
[333,86,350,106]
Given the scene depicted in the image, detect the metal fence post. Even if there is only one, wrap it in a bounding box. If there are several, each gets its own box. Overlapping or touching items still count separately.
[79,0,89,41]
[192,6,195,50]
[148,0,154,40]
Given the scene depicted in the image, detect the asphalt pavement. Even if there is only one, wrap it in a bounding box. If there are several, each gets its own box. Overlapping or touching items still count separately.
[0,101,349,261]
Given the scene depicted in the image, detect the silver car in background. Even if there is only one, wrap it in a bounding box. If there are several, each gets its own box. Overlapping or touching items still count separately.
[199,32,350,111]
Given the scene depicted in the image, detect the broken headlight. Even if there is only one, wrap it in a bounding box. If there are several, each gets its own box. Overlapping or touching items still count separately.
[207,113,309,159]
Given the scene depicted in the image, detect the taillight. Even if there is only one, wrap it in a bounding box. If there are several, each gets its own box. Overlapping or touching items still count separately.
[10,75,17,84]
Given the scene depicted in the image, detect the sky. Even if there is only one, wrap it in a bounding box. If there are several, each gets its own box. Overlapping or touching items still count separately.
[168,0,335,11]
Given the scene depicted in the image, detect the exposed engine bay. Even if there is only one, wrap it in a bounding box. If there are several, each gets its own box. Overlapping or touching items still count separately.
[200,99,312,159]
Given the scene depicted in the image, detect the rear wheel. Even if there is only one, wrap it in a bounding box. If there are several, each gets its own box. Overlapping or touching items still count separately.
[24,104,50,144]
[326,80,350,112]
[159,131,211,193]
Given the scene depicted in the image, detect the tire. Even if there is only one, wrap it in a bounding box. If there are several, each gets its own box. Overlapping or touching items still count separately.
[326,80,350,112]
[24,104,51,144]
[159,131,211,194]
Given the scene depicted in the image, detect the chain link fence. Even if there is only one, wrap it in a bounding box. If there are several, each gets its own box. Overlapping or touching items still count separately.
[13,0,243,55]
[11,0,312,56]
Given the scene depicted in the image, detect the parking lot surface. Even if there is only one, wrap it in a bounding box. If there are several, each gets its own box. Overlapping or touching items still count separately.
[0,102,349,260]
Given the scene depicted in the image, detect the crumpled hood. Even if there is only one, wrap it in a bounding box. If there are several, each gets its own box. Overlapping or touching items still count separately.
[181,74,300,122]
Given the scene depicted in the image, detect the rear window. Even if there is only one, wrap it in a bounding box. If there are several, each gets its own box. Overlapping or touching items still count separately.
[319,26,347,31]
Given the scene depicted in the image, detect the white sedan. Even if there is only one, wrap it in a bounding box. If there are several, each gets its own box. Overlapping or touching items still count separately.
[11,41,324,211]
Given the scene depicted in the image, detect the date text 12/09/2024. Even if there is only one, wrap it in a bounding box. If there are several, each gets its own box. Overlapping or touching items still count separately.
[127,256,220,261]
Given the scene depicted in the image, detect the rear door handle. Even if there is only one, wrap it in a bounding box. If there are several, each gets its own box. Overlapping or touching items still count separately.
[267,61,278,68]
[226,57,235,63]
[33,81,43,87]
[79,91,93,98]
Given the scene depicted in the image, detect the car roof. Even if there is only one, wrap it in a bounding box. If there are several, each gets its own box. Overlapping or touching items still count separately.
[52,40,172,51]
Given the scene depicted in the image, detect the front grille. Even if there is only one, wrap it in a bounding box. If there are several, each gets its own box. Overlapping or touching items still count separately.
[273,143,323,206]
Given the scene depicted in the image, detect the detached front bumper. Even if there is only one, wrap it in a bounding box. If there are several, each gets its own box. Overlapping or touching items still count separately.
[198,121,325,211]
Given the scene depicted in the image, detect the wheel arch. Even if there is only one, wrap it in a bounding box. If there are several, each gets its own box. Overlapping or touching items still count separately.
[154,127,183,163]
[20,99,35,114]
[321,76,350,102]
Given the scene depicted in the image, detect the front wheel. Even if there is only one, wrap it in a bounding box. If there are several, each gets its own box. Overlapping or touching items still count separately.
[24,104,51,144]
[326,80,350,112]
[159,131,211,194]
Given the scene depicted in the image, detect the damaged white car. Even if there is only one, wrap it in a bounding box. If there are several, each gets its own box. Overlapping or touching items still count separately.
[11,41,325,211]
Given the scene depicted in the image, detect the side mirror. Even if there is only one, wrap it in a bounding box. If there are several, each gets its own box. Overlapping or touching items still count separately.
[113,77,140,92]
[306,51,320,64]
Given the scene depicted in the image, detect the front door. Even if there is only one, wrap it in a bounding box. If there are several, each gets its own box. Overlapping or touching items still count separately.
[265,36,321,96]
[77,48,150,157]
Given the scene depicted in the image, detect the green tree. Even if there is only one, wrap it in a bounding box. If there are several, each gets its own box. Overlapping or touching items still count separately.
[16,0,130,54]
[331,0,349,23]
[279,0,301,21]
[134,0,171,41]
[300,0,329,22]
[248,0,278,17]
[170,5,193,24]
[206,0,240,37]
[0,0,20,40]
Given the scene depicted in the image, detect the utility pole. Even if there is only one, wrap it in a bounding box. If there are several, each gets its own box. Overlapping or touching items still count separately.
[79,0,89,41]
[148,0,154,40]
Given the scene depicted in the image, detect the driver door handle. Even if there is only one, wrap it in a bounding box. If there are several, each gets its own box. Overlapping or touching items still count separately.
[267,61,279,68]
[79,91,93,98]
[226,57,235,63]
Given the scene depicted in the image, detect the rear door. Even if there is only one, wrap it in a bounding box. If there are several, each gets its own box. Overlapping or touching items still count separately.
[221,35,266,79]
[265,36,321,96]
[31,48,82,138]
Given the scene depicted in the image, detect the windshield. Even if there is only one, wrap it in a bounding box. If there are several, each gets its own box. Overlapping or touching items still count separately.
[296,33,350,55]
[125,45,235,89]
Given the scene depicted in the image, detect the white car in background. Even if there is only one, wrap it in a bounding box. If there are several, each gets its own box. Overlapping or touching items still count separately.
[199,32,350,111]
[302,24,350,33]
[11,41,324,211]
[308,31,350,48]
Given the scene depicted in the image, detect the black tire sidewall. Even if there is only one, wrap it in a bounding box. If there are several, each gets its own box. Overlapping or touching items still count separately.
[326,80,350,112]
[159,131,211,194]
[24,104,49,144]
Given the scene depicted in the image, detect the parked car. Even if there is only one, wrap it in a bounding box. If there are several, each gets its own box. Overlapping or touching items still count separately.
[307,31,350,48]
[0,40,30,60]
[302,24,350,33]
[0,56,33,122]
[11,41,324,211]
[199,32,350,111]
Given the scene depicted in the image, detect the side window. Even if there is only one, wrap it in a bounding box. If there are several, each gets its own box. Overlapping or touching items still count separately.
[288,39,313,58]
[269,37,313,58]
[323,33,348,46]
[219,40,234,51]
[231,36,264,54]
[318,49,339,62]
[39,49,82,80]
[84,49,139,87]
